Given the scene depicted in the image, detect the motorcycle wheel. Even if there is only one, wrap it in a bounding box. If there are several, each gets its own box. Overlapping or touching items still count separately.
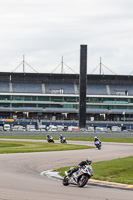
[62,176,69,186]
[98,145,101,150]
[77,175,89,187]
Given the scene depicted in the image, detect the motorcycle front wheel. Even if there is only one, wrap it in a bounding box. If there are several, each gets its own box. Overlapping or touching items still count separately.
[98,145,101,150]
[62,176,69,186]
[77,175,89,187]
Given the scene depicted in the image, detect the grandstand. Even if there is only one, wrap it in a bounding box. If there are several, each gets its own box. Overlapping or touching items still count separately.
[0,72,133,129]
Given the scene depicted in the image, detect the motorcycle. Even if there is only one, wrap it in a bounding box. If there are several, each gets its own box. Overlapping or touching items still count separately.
[62,165,92,187]
[47,136,54,143]
[95,141,101,150]
[60,137,67,143]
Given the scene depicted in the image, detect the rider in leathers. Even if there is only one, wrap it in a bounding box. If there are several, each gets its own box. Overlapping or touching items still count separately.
[94,136,101,146]
[67,157,93,177]
[46,134,53,142]
[59,134,63,142]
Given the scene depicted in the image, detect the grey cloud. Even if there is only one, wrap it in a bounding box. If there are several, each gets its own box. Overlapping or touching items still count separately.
[0,0,133,74]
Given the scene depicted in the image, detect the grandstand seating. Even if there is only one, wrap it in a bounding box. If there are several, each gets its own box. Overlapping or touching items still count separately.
[0,82,9,93]
[109,84,133,95]
[1,72,133,125]
[12,82,42,93]
[45,82,75,94]
[87,84,107,95]
[77,83,107,95]
[1,81,133,96]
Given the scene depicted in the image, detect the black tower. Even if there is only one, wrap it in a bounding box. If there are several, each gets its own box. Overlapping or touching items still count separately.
[79,45,87,129]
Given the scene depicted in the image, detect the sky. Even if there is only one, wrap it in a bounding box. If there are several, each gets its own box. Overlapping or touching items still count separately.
[0,0,133,75]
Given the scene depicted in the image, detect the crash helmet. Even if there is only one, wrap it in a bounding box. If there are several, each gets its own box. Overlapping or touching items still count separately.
[86,157,92,165]
[60,134,62,136]
[94,136,97,139]
[47,134,49,137]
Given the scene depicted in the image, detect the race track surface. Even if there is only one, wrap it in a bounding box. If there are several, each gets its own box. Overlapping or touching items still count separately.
[0,139,133,200]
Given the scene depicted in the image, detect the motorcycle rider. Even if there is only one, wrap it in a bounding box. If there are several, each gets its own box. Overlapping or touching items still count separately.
[67,157,93,177]
[46,134,52,142]
[59,134,63,142]
[94,136,101,145]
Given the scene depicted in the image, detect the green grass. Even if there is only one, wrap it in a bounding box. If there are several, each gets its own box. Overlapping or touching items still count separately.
[54,156,133,185]
[92,156,133,184]
[0,140,93,154]
[0,136,133,143]
[65,137,133,143]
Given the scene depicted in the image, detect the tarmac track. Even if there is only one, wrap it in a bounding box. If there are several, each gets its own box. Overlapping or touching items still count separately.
[0,139,133,200]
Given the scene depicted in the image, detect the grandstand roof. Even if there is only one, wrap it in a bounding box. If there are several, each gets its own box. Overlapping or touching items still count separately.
[1,72,133,84]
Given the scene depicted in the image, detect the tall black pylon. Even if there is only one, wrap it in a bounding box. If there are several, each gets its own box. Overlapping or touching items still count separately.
[79,45,87,129]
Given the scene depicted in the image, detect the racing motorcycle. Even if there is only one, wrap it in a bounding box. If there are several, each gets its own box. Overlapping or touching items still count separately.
[95,140,101,150]
[62,165,92,187]
[47,136,54,143]
[60,137,67,143]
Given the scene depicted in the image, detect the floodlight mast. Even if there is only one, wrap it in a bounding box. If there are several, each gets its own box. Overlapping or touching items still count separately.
[12,55,38,73]
[100,57,102,75]
[61,56,63,74]
[23,55,25,73]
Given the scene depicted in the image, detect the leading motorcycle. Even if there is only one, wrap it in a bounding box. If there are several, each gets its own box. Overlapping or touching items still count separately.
[62,165,92,187]
[95,141,101,150]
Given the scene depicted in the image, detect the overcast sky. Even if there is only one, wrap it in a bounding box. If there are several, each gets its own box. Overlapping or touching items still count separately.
[0,0,133,75]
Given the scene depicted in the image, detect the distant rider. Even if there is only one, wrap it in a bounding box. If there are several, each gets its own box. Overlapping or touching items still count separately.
[94,136,101,145]
[46,134,51,142]
[59,134,63,142]
[67,157,93,177]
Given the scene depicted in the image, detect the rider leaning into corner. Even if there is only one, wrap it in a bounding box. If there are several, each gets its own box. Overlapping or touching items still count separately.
[59,134,63,140]
[94,136,101,145]
[46,134,51,141]
[67,157,93,177]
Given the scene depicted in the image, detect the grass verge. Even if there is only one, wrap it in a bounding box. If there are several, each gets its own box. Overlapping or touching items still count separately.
[54,156,133,185]
[0,136,133,143]
[64,137,133,143]
[0,140,93,154]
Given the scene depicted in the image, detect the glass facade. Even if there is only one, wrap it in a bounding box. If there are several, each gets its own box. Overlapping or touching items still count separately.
[0,94,133,121]
[0,94,133,108]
